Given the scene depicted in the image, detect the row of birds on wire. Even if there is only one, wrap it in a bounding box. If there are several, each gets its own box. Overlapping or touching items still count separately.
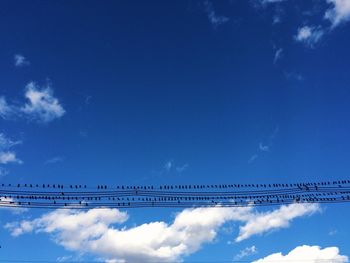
[2,179,350,190]
[0,179,349,209]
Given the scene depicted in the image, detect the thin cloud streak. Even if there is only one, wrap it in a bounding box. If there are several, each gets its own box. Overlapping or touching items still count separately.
[14,54,30,67]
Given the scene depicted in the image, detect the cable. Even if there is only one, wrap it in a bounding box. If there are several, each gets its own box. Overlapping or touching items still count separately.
[0,180,349,209]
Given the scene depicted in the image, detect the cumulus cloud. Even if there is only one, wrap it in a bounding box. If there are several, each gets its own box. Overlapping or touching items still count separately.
[325,0,350,28]
[204,1,229,27]
[252,245,348,263]
[14,54,30,67]
[21,82,65,122]
[6,208,128,240]
[295,26,324,47]
[6,203,319,262]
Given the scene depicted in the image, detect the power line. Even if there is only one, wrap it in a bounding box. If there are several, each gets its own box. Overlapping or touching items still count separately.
[0,180,349,209]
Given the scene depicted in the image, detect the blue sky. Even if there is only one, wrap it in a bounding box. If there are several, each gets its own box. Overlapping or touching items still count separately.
[1,0,350,262]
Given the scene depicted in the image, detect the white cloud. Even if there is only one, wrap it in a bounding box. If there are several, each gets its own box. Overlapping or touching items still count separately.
[252,245,348,263]
[234,245,257,260]
[204,1,229,27]
[0,97,15,119]
[236,203,320,242]
[273,48,283,64]
[295,26,324,47]
[273,14,281,24]
[285,71,304,81]
[0,151,22,164]
[0,133,22,149]
[164,160,173,172]
[260,0,285,4]
[248,154,258,163]
[161,160,188,174]
[1,82,65,123]
[6,204,319,262]
[45,156,64,165]
[21,82,65,122]
[0,133,22,165]
[0,167,8,177]
[249,127,279,163]
[6,208,128,240]
[325,0,350,28]
[0,197,28,214]
[5,207,251,262]
[14,54,30,67]
[259,142,269,152]
[176,164,189,173]
[56,254,83,262]
[0,133,23,170]
[253,0,286,9]
[329,229,338,236]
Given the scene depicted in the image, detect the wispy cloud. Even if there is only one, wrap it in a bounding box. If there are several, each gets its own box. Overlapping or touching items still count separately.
[0,133,22,149]
[234,246,258,260]
[204,1,229,27]
[273,48,283,64]
[252,0,286,10]
[0,82,65,123]
[161,160,188,174]
[0,167,9,177]
[259,142,269,152]
[259,0,285,4]
[56,254,83,263]
[295,26,324,47]
[249,127,279,163]
[0,97,15,119]
[164,160,173,172]
[248,154,258,163]
[252,245,348,263]
[21,82,65,123]
[329,229,338,236]
[14,54,30,67]
[45,156,64,165]
[176,163,189,173]
[284,71,304,82]
[6,203,319,262]
[0,133,22,167]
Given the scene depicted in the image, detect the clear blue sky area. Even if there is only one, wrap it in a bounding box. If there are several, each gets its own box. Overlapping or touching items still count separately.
[0,1,350,262]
